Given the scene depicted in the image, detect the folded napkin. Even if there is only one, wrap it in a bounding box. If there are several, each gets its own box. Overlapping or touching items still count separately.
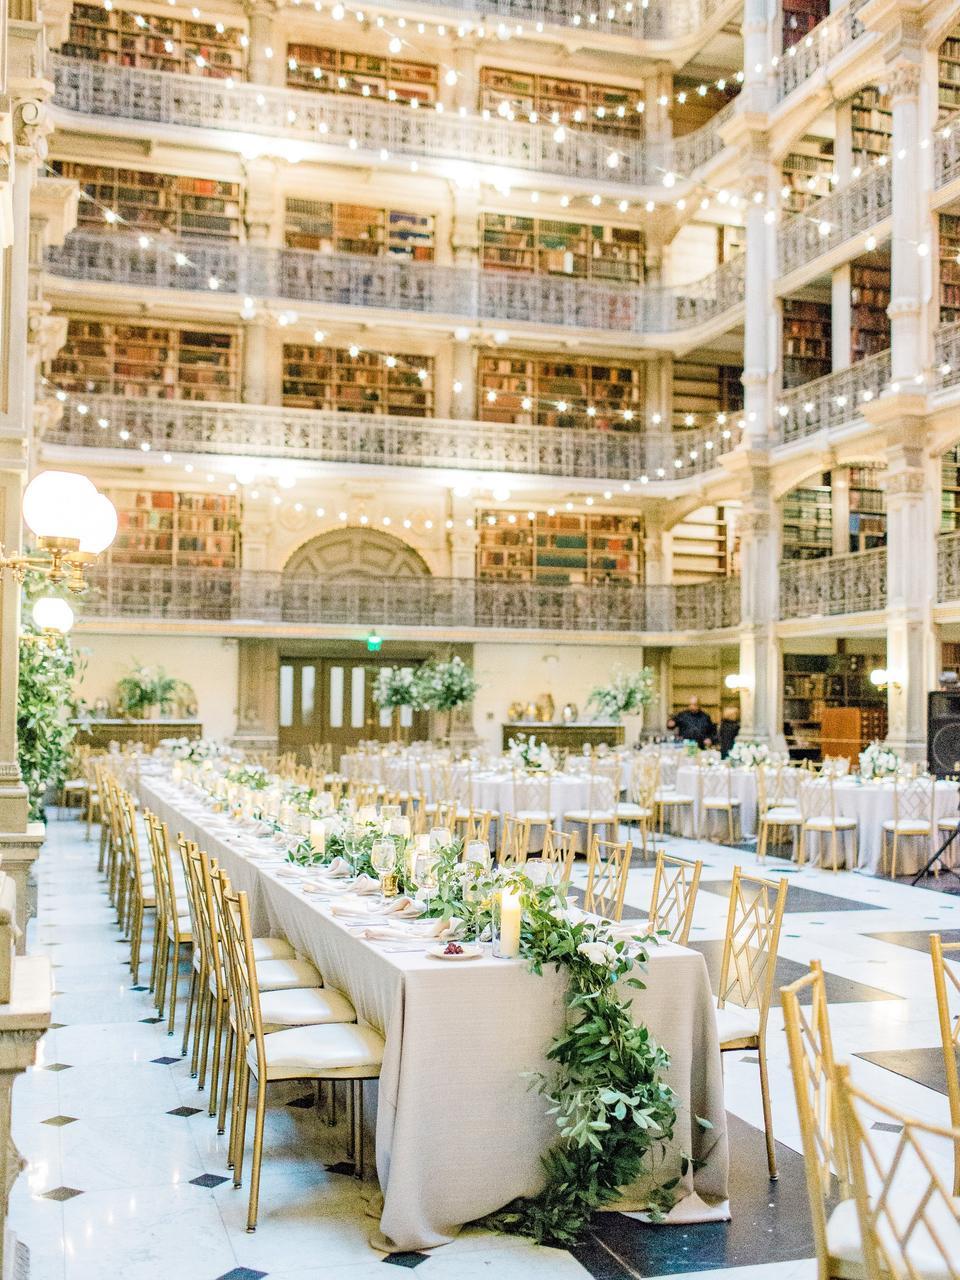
[380,896,424,919]
[330,896,375,917]
[360,915,462,941]
[352,875,381,895]
[609,919,652,941]
[324,856,353,878]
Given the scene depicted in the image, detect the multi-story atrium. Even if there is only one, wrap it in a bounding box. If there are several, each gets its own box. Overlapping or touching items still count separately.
[2,0,960,1274]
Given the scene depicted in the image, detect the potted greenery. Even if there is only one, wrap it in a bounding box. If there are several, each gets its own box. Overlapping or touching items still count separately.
[416,656,480,741]
[586,667,655,746]
[116,664,185,720]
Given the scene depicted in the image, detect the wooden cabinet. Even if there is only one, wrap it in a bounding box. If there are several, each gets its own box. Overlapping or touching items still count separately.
[500,722,624,751]
[821,706,888,764]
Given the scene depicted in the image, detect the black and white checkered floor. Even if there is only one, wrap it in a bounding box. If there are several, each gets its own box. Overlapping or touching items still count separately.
[11,816,960,1280]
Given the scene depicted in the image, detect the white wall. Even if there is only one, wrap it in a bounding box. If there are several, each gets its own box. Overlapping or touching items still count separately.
[75,634,240,741]
[471,640,646,752]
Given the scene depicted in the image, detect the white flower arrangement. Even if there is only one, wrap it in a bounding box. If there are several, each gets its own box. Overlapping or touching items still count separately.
[728,740,770,768]
[586,667,655,722]
[859,740,901,780]
[372,666,425,710]
[416,656,479,712]
[576,940,620,967]
[507,732,554,772]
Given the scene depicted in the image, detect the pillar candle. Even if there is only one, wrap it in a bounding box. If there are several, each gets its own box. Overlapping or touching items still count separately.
[499,887,522,959]
[309,820,326,854]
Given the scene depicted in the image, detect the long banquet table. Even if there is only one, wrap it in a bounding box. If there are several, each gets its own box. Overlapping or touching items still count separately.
[141,774,730,1251]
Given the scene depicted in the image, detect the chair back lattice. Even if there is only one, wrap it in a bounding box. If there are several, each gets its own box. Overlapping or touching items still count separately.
[117,789,145,895]
[821,755,850,777]
[930,932,960,1195]
[781,961,848,1271]
[837,1062,960,1280]
[801,775,844,824]
[511,771,552,816]
[699,764,734,803]
[648,851,702,946]
[717,867,788,1026]
[176,836,206,965]
[629,757,659,808]
[584,835,633,921]
[458,809,492,846]
[582,772,618,817]
[216,879,264,1069]
[891,775,935,826]
[497,815,531,867]
[657,755,679,790]
[540,825,578,884]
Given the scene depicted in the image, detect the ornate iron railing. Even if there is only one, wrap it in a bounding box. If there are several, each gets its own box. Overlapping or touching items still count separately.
[938,531,960,602]
[51,56,734,188]
[776,165,891,278]
[774,350,890,444]
[779,547,887,618]
[368,0,736,39]
[79,564,742,633]
[934,110,960,189]
[44,396,738,482]
[934,322,960,392]
[776,0,868,102]
[45,232,745,336]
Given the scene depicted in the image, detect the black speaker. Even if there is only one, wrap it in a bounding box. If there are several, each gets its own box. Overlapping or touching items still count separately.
[928,691,960,776]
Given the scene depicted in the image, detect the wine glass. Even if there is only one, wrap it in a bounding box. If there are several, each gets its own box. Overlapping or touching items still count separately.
[415,851,439,907]
[371,839,398,897]
[381,803,401,821]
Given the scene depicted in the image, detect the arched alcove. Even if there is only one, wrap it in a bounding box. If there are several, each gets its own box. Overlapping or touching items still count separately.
[283,527,432,579]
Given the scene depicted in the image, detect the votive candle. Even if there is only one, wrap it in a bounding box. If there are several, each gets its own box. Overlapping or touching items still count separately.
[499,887,522,959]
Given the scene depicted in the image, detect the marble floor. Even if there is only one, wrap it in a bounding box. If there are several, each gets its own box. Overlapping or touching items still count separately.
[10,814,960,1280]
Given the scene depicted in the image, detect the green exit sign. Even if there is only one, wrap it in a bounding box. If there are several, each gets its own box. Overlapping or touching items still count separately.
[366,631,383,652]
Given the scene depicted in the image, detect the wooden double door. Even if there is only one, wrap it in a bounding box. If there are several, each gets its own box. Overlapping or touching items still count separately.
[278,655,429,764]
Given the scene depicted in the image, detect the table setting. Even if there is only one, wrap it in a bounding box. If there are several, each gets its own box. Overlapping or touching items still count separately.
[139,753,729,1252]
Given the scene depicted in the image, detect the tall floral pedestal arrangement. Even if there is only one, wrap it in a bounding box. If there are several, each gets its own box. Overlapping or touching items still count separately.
[418,656,480,745]
[372,667,424,742]
[587,667,655,746]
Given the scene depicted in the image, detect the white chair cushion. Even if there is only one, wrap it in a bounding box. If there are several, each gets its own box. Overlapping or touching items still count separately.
[656,792,693,805]
[881,820,932,834]
[251,937,296,961]
[260,985,356,1033]
[255,956,323,992]
[715,1002,760,1045]
[617,804,652,819]
[250,1022,385,1081]
[804,816,857,831]
[516,810,551,822]
[562,809,619,822]
[168,915,192,938]
[826,1195,960,1278]
[763,807,802,823]
[703,798,741,809]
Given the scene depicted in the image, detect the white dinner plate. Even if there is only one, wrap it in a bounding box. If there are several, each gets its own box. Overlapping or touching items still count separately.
[426,944,482,961]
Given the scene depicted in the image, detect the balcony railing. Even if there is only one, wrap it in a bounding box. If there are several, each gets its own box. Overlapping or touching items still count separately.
[51,56,734,189]
[935,111,960,189]
[777,165,891,279]
[938,531,960,603]
[779,547,887,619]
[79,564,742,633]
[934,322,960,393]
[44,396,738,482]
[776,0,868,102]
[368,0,733,40]
[45,232,746,336]
[774,350,890,445]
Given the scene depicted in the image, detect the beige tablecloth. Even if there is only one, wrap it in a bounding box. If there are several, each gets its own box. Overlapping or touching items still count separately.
[141,776,729,1251]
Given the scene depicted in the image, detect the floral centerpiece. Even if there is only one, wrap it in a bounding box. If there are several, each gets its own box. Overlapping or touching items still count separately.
[728,740,770,768]
[416,656,479,739]
[859,740,901,780]
[116,663,186,719]
[586,666,655,722]
[168,737,238,764]
[507,732,554,772]
[372,666,424,710]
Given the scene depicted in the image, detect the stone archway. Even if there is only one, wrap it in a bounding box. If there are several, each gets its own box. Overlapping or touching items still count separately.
[283,527,431,579]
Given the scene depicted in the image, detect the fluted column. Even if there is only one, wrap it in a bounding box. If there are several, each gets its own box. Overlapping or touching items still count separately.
[245,0,279,85]
[734,454,783,747]
[888,58,925,382]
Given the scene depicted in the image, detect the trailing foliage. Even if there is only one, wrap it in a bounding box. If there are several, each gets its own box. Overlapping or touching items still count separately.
[116,663,185,716]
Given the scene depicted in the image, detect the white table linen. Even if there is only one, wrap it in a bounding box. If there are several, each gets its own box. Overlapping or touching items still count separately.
[674,766,759,838]
[141,776,729,1251]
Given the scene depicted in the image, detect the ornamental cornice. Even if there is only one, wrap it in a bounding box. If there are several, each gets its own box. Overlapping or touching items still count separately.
[885,56,922,99]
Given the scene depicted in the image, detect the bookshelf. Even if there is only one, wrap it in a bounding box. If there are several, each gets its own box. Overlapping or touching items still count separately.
[52,162,242,241]
[476,510,644,585]
[50,318,239,400]
[940,27,960,116]
[671,360,743,433]
[477,67,643,136]
[671,506,731,581]
[671,80,738,136]
[477,353,643,429]
[781,0,829,49]
[781,142,835,214]
[282,345,434,416]
[287,44,438,104]
[782,651,887,760]
[479,214,643,284]
[108,489,241,569]
[943,445,960,532]
[670,648,723,724]
[850,255,890,362]
[284,199,435,259]
[940,213,960,324]
[62,5,245,78]
[847,463,887,551]
[850,87,892,164]
[782,475,833,559]
[782,297,831,387]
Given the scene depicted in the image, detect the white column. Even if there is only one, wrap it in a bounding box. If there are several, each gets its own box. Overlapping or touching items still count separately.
[887,59,925,383]
[736,455,784,747]
[242,320,270,406]
[832,265,851,370]
[451,342,475,420]
[245,0,279,85]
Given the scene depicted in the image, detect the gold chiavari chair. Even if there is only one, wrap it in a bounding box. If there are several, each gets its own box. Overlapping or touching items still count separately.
[615,756,657,860]
[881,774,935,880]
[801,774,858,872]
[58,743,91,819]
[539,825,578,885]
[653,756,695,837]
[457,809,492,847]
[118,792,157,987]
[698,763,741,844]
[563,767,619,851]
[217,883,382,1228]
[836,1062,960,1279]
[757,765,803,863]
[143,811,189,996]
[497,815,531,868]
[781,961,853,1280]
[931,932,960,1196]
[715,866,788,1179]
[584,835,634,922]
[103,774,125,909]
[510,771,553,846]
[152,818,194,1036]
[94,761,111,867]
[647,850,702,946]
[175,836,208,1069]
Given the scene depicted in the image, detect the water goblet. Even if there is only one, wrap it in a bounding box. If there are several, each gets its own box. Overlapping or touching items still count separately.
[371,839,399,897]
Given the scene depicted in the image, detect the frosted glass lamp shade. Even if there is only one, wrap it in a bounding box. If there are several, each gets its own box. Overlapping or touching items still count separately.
[77,492,118,555]
[32,596,75,634]
[22,472,98,543]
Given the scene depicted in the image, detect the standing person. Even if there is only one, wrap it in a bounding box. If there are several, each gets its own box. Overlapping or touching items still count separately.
[674,696,716,748]
[718,705,740,758]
